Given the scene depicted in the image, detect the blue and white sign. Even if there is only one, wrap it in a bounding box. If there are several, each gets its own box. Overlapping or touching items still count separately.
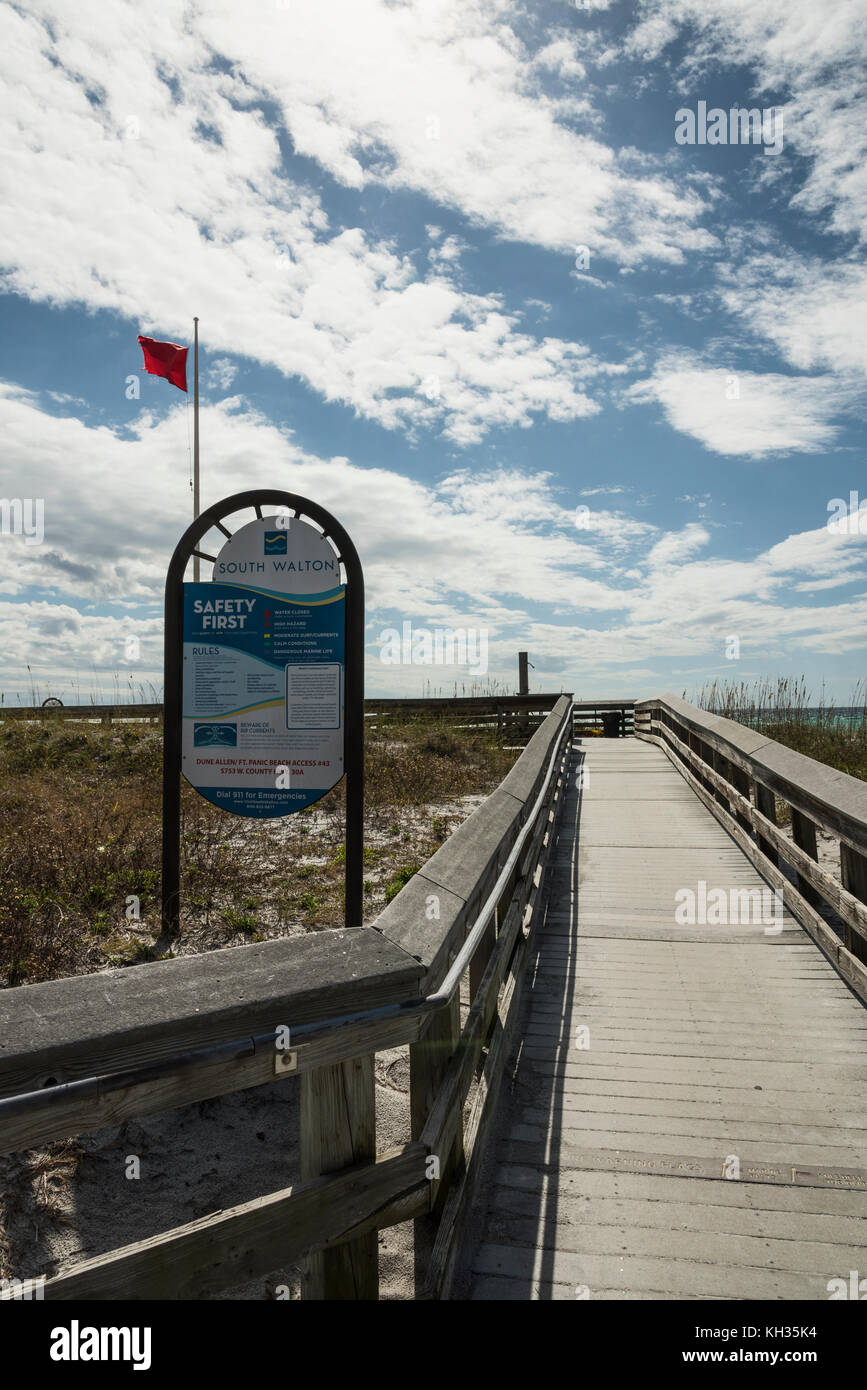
[181,515,345,817]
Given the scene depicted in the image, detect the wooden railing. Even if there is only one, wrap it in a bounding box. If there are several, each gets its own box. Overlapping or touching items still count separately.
[366,692,567,740]
[0,696,573,1300]
[635,694,867,999]
[572,699,636,737]
[1,693,567,740]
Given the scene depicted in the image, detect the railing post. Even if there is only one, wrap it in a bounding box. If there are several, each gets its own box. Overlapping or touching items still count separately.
[728,761,753,834]
[301,1056,378,1300]
[691,733,716,797]
[754,781,778,863]
[840,843,867,961]
[473,852,522,1003]
[469,921,495,1002]
[410,994,462,1290]
[790,808,821,909]
[711,749,730,811]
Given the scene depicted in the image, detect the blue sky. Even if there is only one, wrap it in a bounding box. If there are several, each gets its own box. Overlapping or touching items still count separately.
[0,0,865,702]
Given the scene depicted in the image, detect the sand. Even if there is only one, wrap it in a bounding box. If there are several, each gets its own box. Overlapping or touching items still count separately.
[0,795,490,1301]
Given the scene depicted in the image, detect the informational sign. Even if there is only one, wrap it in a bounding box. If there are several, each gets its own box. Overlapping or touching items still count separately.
[181,515,345,817]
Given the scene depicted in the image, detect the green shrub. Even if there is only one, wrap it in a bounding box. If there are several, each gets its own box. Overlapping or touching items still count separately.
[384,864,421,903]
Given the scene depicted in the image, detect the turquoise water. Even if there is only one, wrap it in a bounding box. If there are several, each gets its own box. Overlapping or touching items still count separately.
[716,708,867,730]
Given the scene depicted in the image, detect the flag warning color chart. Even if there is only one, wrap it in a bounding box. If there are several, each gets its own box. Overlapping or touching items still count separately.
[181,515,345,817]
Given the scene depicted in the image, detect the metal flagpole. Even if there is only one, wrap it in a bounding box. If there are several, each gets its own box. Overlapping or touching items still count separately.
[193,316,200,582]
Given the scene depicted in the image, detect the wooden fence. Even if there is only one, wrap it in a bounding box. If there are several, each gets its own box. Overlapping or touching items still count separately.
[0,696,573,1300]
[635,694,867,999]
[572,699,636,737]
[1,693,567,741]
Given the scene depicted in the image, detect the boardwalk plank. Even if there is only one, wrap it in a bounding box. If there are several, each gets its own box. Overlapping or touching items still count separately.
[454,740,867,1301]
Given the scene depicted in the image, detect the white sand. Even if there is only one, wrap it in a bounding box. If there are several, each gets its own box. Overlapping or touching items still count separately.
[0,796,492,1300]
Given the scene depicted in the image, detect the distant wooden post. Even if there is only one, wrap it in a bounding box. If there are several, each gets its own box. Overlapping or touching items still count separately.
[301,1057,378,1299]
[469,923,495,1002]
[518,652,529,695]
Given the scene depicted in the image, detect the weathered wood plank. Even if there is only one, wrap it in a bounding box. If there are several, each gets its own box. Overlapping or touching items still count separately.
[642,733,867,999]
[34,1143,428,1301]
[791,808,821,908]
[637,693,867,856]
[377,696,572,991]
[0,929,423,1099]
[640,719,867,946]
[840,843,867,963]
[0,1007,430,1158]
[754,779,778,862]
[301,1056,378,1299]
[455,738,867,1303]
[411,993,461,1293]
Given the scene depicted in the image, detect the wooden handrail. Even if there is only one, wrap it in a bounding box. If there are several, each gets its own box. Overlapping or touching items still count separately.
[635,693,867,995]
[639,692,867,854]
[0,695,573,1301]
[0,693,569,721]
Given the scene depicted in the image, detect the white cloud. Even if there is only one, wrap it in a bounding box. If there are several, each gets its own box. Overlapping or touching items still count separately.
[0,1,645,447]
[0,385,636,690]
[220,0,714,264]
[718,253,867,377]
[533,38,587,81]
[3,386,867,695]
[625,356,857,457]
[207,358,239,391]
[427,235,467,268]
[647,523,709,568]
[627,0,867,242]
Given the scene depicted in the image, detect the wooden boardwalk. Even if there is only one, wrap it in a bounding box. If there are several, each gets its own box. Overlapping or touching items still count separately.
[454,738,867,1300]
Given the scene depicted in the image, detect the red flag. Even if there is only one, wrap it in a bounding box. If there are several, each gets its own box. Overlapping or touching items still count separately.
[137,335,188,392]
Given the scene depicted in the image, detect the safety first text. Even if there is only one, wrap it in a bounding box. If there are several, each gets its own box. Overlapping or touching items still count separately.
[193,597,256,630]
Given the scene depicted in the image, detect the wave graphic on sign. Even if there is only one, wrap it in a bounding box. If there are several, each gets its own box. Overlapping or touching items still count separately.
[214,583,345,605]
[193,723,238,747]
[184,697,284,721]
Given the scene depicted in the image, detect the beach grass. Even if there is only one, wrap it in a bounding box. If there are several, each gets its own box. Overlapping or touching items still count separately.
[0,709,519,987]
[692,676,867,781]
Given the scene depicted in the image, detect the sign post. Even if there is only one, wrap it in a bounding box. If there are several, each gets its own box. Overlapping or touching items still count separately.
[161,490,364,933]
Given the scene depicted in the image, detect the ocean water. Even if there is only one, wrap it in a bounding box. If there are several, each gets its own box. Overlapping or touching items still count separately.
[715,707,867,730]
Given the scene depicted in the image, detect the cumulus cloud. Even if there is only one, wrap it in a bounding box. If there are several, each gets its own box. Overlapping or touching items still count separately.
[3,387,866,696]
[625,356,857,457]
[207,358,239,391]
[0,385,640,691]
[198,0,715,265]
[717,253,867,377]
[0,1,728,452]
[620,3,867,428]
[3,1,867,699]
[626,0,867,242]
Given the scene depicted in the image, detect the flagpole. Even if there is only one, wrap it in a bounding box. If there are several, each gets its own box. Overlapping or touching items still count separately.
[193,317,200,582]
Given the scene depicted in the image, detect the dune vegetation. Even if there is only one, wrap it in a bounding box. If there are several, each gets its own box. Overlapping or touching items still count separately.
[0,709,519,988]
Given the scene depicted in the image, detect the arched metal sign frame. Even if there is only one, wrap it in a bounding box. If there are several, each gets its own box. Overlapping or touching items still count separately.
[161,489,364,934]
